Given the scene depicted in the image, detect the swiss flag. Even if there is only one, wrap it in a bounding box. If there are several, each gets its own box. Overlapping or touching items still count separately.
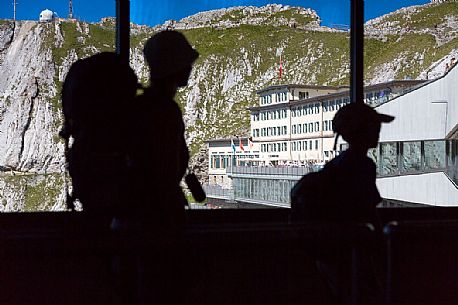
[239,137,245,152]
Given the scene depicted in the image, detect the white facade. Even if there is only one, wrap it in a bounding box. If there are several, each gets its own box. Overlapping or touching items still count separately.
[377,172,458,206]
[250,81,424,164]
[377,66,458,142]
[206,80,428,189]
[374,64,458,206]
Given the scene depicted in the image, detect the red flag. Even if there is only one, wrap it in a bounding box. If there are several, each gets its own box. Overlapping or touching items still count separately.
[279,54,283,79]
[239,137,245,152]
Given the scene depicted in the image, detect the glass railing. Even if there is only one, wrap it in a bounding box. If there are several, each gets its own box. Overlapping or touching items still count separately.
[208,140,457,207]
[203,184,234,200]
[229,166,312,177]
[370,139,456,178]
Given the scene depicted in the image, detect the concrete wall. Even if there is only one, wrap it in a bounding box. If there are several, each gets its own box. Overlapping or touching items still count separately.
[377,65,458,142]
[375,65,458,206]
[377,172,458,206]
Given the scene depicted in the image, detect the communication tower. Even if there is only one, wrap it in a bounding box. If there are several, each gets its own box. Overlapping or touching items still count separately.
[68,0,73,19]
[13,0,17,21]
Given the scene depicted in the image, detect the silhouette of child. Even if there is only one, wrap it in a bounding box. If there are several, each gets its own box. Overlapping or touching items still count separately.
[318,103,394,305]
[327,102,394,224]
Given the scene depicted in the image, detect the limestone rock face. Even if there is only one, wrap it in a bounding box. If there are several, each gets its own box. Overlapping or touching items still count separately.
[0,21,64,173]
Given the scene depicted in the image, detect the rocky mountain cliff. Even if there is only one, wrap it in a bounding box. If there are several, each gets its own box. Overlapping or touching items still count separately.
[0,1,457,211]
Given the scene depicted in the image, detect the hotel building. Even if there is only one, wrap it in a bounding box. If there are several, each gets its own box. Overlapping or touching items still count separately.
[207,80,426,187]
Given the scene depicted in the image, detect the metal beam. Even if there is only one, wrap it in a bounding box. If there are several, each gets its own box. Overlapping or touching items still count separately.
[115,0,130,65]
[350,0,364,104]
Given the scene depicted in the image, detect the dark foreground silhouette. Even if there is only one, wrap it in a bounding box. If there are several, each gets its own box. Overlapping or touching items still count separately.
[61,52,138,212]
[61,33,199,303]
[121,30,199,305]
[291,102,395,305]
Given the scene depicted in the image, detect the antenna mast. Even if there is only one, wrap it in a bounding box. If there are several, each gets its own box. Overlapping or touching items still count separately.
[68,0,73,19]
[13,0,17,21]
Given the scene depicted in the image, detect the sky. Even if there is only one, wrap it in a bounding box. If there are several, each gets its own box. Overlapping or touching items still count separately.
[0,0,430,27]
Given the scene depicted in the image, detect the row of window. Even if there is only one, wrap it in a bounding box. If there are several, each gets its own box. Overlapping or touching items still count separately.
[259,92,288,105]
[252,126,288,137]
[364,90,390,102]
[291,140,319,152]
[291,122,321,134]
[291,103,320,117]
[323,98,350,112]
[261,142,288,153]
[298,91,310,99]
[323,120,333,131]
[254,98,351,122]
[259,139,322,153]
[254,109,288,121]
[210,154,260,169]
[277,92,288,102]
[254,120,334,137]
[260,95,272,105]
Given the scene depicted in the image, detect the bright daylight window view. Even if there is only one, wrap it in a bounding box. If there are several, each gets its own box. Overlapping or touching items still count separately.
[0,0,456,211]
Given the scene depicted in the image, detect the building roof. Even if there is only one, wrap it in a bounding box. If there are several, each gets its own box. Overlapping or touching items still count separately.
[249,79,428,111]
[255,84,347,95]
[206,136,250,143]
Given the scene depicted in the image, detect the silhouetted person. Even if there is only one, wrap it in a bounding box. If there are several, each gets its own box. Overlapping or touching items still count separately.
[328,103,394,305]
[292,103,394,305]
[128,30,198,229]
[122,30,198,305]
[292,102,394,224]
[329,103,394,224]
[61,52,138,212]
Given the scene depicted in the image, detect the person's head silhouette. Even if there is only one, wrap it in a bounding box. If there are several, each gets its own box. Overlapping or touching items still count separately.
[143,30,199,89]
[333,103,394,151]
[61,52,138,140]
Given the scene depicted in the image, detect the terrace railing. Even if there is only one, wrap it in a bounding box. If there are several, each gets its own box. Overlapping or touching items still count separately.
[228,166,311,177]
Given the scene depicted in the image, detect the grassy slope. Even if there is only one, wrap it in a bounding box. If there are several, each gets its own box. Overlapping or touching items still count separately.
[384,2,458,29]
[365,1,458,80]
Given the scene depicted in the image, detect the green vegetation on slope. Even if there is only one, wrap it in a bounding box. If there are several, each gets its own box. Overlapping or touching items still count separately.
[365,33,458,80]
[41,21,115,67]
[383,2,458,29]
[23,174,64,212]
[270,9,318,25]
[183,25,349,85]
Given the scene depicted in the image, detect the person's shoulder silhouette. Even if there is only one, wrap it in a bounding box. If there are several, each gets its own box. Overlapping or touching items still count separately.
[61,52,138,212]
[291,102,394,223]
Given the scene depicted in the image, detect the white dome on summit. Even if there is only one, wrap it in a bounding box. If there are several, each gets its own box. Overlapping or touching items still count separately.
[39,9,55,22]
